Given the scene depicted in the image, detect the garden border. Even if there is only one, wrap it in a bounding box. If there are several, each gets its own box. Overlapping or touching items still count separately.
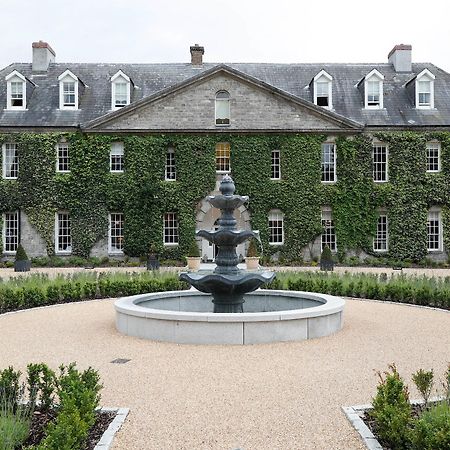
[94,407,130,450]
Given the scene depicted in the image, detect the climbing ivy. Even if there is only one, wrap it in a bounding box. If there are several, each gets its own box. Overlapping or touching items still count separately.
[0,132,448,261]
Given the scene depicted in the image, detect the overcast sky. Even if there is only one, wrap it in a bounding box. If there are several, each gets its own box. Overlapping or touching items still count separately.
[2,0,450,72]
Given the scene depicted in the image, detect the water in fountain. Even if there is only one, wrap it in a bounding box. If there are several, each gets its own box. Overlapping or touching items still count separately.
[179,175,275,313]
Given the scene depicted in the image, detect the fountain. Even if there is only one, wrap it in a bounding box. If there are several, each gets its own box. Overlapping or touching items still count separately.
[179,174,275,313]
[115,176,345,345]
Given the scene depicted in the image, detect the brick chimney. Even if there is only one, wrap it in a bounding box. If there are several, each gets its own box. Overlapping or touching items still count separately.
[190,44,204,66]
[32,41,56,72]
[388,44,412,72]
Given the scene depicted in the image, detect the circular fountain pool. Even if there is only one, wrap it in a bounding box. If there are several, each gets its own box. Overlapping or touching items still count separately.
[115,289,345,345]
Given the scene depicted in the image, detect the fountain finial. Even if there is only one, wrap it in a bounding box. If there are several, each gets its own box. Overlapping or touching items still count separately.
[219,174,235,196]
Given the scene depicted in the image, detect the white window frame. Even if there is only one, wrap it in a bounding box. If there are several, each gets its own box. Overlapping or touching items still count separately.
[268,210,284,245]
[215,90,230,126]
[111,70,131,110]
[321,207,337,252]
[58,70,79,110]
[271,149,281,180]
[415,69,435,109]
[109,213,124,255]
[426,141,441,173]
[372,143,388,183]
[110,142,124,173]
[321,142,337,183]
[2,142,19,179]
[373,212,388,252]
[2,211,20,254]
[55,211,72,255]
[313,70,333,109]
[427,208,443,252]
[215,142,231,173]
[165,147,176,181]
[5,71,27,110]
[163,212,179,246]
[364,69,384,109]
[56,141,70,173]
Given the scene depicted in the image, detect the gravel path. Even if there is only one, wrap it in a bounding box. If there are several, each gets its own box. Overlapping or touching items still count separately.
[0,299,449,449]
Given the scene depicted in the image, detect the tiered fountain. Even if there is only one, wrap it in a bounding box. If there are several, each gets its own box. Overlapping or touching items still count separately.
[115,176,345,345]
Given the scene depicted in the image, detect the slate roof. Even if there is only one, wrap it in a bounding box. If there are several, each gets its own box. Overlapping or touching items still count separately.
[1,61,450,129]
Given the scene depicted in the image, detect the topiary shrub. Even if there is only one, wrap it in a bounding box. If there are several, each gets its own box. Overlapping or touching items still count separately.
[319,245,334,271]
[14,244,29,262]
[246,239,259,257]
[187,240,200,258]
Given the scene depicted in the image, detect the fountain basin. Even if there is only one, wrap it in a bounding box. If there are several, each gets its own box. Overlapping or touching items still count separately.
[115,289,345,345]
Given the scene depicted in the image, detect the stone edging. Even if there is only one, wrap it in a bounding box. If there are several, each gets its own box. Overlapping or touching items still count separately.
[94,407,130,449]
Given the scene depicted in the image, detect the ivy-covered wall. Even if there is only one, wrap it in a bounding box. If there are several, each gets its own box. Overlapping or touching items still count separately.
[0,132,448,262]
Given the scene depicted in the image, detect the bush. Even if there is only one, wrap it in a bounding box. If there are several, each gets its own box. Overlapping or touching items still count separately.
[15,244,29,262]
[370,364,412,449]
[412,369,434,407]
[246,239,259,257]
[187,240,200,257]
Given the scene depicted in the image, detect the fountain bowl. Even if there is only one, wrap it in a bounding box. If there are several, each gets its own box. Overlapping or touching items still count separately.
[115,289,345,345]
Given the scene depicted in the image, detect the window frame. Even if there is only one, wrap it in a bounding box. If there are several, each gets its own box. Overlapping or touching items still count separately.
[426,141,441,173]
[110,142,124,173]
[372,143,389,183]
[415,69,435,109]
[215,90,231,127]
[313,70,333,109]
[268,210,284,246]
[2,211,20,255]
[2,142,19,179]
[270,149,281,180]
[165,147,177,181]
[5,71,27,110]
[111,70,131,110]
[163,212,179,246]
[427,208,443,252]
[55,211,72,255]
[321,207,337,252]
[364,69,384,109]
[215,142,231,174]
[109,212,124,255]
[321,142,337,183]
[373,212,388,252]
[58,70,79,110]
[56,141,70,173]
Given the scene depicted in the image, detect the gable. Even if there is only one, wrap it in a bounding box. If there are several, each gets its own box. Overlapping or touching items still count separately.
[84,68,362,133]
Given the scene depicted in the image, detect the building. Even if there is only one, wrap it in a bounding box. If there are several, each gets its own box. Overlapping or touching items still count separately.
[0,42,449,263]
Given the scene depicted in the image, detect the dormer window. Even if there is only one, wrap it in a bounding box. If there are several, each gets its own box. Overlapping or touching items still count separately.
[364,69,384,109]
[58,70,79,110]
[111,70,131,110]
[313,70,332,109]
[6,71,26,110]
[215,91,230,126]
[415,69,435,109]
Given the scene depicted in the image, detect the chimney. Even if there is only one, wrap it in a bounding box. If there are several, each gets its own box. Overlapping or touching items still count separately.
[32,41,56,72]
[388,44,412,72]
[190,44,204,66]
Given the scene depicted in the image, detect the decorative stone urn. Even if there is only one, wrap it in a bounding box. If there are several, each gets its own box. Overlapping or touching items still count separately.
[245,257,260,270]
[187,257,201,270]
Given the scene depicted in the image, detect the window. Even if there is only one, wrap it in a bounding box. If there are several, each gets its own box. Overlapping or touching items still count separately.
[164,213,179,245]
[364,69,384,109]
[373,144,388,182]
[110,142,124,172]
[2,143,19,179]
[415,69,435,109]
[109,213,124,254]
[426,142,440,173]
[111,70,131,109]
[58,70,78,110]
[6,71,26,110]
[271,150,281,180]
[321,208,336,252]
[55,212,71,254]
[268,210,284,245]
[165,147,176,180]
[215,91,230,126]
[3,211,19,254]
[56,142,70,172]
[215,142,230,173]
[427,209,442,251]
[313,71,332,109]
[373,213,388,252]
[321,143,336,183]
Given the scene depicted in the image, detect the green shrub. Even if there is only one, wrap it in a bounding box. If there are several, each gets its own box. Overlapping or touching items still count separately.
[412,369,434,408]
[370,364,412,449]
[0,410,30,450]
[246,239,259,257]
[187,240,200,257]
[15,244,29,262]
[26,363,56,412]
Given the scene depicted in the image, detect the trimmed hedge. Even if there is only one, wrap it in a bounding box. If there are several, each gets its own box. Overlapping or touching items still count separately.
[0,272,188,314]
[267,272,450,309]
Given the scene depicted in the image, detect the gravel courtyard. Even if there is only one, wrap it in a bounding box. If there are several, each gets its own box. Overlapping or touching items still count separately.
[0,297,449,449]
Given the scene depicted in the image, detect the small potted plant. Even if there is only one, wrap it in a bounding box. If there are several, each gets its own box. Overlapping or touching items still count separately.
[320,245,334,271]
[14,243,31,272]
[147,243,160,270]
[246,239,260,270]
[186,240,201,270]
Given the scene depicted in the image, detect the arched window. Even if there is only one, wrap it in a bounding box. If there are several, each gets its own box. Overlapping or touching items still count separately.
[215,91,230,126]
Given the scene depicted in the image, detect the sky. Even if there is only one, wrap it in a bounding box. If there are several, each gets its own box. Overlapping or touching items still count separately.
[1,0,450,72]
